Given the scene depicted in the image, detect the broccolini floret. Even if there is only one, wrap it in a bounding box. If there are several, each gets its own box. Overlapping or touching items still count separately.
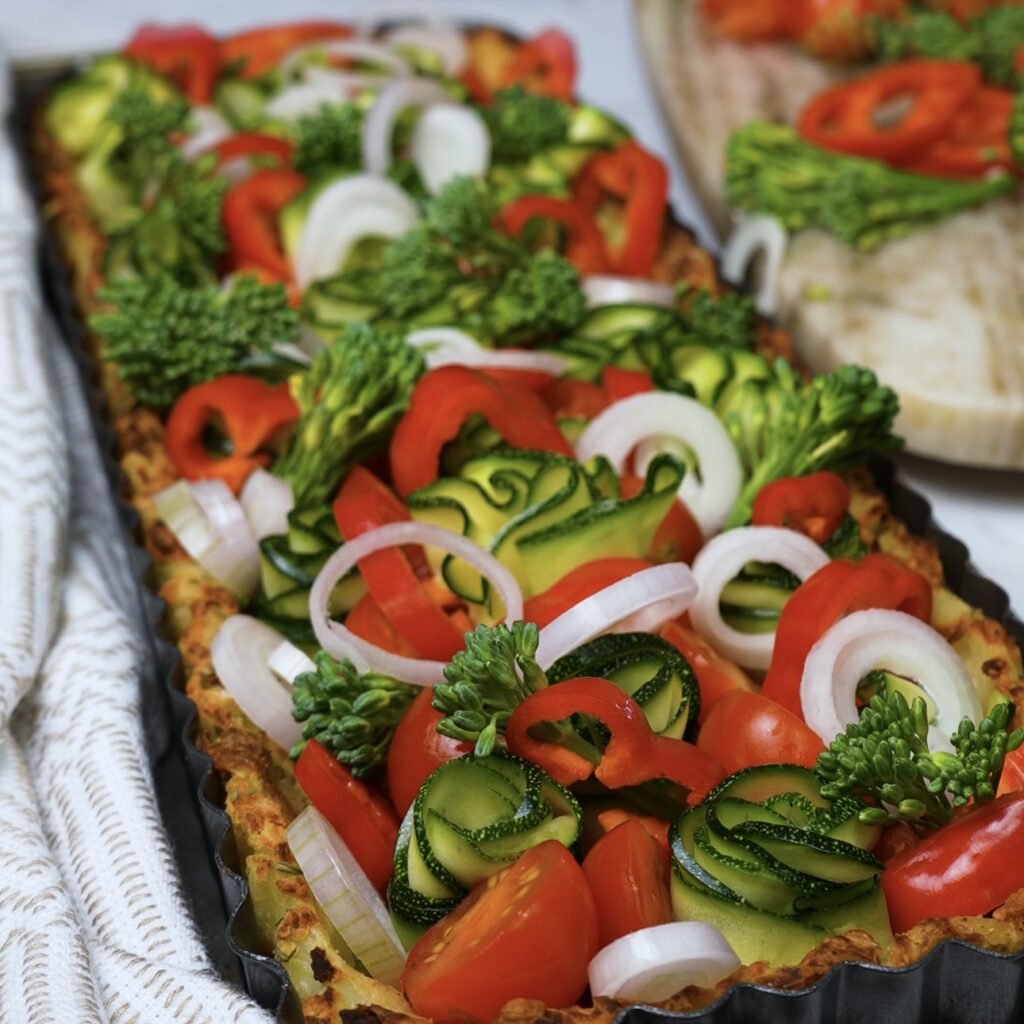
[726,122,1014,251]
[106,89,191,191]
[89,274,299,409]
[485,85,571,163]
[433,622,547,755]
[816,691,1024,830]
[292,102,365,178]
[272,322,425,504]
[676,286,757,350]
[290,651,416,776]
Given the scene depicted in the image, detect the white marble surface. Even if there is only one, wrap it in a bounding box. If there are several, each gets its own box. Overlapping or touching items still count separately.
[4,0,1021,615]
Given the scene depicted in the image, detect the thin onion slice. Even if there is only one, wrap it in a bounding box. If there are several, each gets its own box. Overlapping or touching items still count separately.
[154,479,260,597]
[582,276,675,309]
[588,922,740,1002]
[411,103,490,195]
[310,522,524,686]
[287,807,406,983]
[575,392,743,538]
[721,214,788,317]
[384,23,468,75]
[294,174,419,287]
[240,469,295,540]
[800,609,982,750]
[181,105,232,160]
[362,77,449,175]
[211,615,313,749]
[689,526,830,671]
[265,78,372,121]
[535,563,698,670]
[280,38,410,80]
[406,326,567,375]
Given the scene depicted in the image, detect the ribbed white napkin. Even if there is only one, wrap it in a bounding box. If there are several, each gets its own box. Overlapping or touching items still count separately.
[0,71,273,1024]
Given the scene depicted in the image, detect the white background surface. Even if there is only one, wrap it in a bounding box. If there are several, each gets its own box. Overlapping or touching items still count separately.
[3,0,1021,615]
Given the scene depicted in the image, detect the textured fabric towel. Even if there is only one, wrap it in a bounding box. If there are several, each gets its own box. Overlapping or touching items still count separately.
[0,75,272,1024]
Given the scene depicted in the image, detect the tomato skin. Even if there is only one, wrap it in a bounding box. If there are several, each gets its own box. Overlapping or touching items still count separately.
[661,621,755,724]
[882,792,1024,934]
[751,471,850,544]
[582,820,672,947]
[595,808,671,852]
[293,739,399,895]
[696,690,825,773]
[402,842,599,1023]
[387,689,473,817]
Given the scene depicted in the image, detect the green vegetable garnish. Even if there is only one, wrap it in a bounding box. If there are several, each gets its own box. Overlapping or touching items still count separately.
[485,85,571,163]
[292,102,365,178]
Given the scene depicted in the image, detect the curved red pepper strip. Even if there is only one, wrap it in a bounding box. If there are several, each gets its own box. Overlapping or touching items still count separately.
[573,141,669,278]
[505,677,724,803]
[500,195,610,275]
[220,20,353,80]
[500,29,577,102]
[164,374,298,493]
[389,366,573,497]
[760,553,933,717]
[601,366,655,403]
[751,471,850,544]
[123,24,221,104]
[212,132,295,167]
[223,169,306,281]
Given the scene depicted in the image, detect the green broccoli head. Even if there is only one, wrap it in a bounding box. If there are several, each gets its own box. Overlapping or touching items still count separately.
[89,273,299,409]
[486,85,571,163]
[293,102,365,178]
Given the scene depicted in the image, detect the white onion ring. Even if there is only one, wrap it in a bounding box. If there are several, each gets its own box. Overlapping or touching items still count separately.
[535,563,698,670]
[154,479,260,597]
[362,77,449,175]
[180,105,232,160]
[406,327,567,375]
[211,615,313,749]
[800,609,982,750]
[265,82,365,121]
[239,469,295,540]
[575,392,743,538]
[410,103,490,195]
[588,922,741,1002]
[294,174,419,287]
[689,526,830,671]
[287,807,406,982]
[280,38,410,80]
[310,522,524,686]
[721,214,788,317]
[582,276,675,309]
[384,23,468,75]
[301,65,381,95]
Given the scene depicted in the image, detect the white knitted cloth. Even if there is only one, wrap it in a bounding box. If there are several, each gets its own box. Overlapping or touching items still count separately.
[0,85,273,1023]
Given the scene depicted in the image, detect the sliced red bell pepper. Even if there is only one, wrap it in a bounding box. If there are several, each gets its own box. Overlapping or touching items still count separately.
[500,195,610,275]
[223,169,306,281]
[220,20,353,79]
[389,366,573,497]
[164,374,298,493]
[540,377,610,419]
[574,141,669,277]
[796,61,980,164]
[123,24,221,104]
[882,791,1024,933]
[760,552,933,716]
[211,132,295,167]
[333,469,466,662]
[344,592,418,657]
[293,738,399,895]
[523,558,653,628]
[905,86,1015,179]
[751,471,850,544]
[500,29,577,101]
[504,676,724,802]
[600,366,655,403]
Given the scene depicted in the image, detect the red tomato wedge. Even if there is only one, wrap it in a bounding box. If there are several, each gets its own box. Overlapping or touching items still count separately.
[751,471,850,544]
[595,808,671,852]
[582,819,672,947]
[696,690,825,774]
[293,739,399,895]
[387,689,473,817]
[220,20,353,79]
[402,842,598,1023]
[998,746,1024,798]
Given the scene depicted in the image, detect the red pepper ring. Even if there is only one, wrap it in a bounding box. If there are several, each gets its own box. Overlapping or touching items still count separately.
[505,677,725,803]
[222,169,307,281]
[123,24,221,105]
[760,552,933,717]
[751,471,850,544]
[797,61,981,164]
[164,374,299,494]
[500,195,610,275]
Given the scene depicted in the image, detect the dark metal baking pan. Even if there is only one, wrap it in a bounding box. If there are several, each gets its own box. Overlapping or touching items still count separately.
[12,53,1024,1024]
